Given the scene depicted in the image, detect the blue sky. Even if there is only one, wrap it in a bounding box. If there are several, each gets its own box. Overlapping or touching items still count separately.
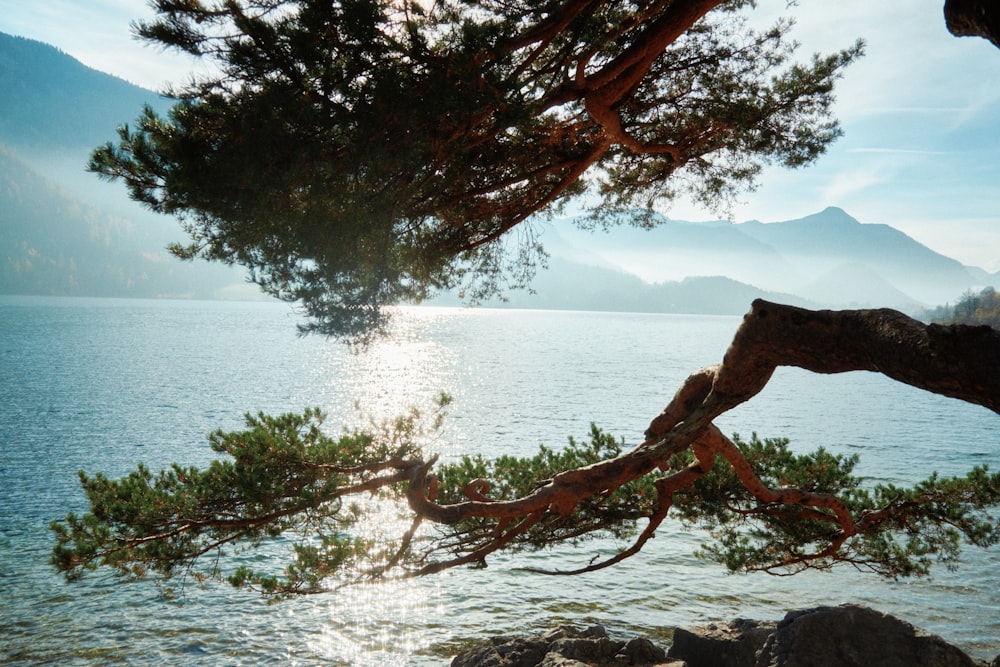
[1,0,998,271]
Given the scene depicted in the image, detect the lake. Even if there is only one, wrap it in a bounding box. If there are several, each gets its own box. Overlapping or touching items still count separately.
[1,295,997,664]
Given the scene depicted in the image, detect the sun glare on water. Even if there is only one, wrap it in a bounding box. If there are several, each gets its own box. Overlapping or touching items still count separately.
[305,307,461,428]
[304,575,446,666]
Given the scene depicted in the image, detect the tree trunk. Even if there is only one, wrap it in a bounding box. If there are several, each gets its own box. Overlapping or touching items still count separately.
[644,300,1000,455]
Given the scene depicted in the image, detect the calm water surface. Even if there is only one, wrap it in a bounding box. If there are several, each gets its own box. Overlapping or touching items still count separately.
[1,296,997,664]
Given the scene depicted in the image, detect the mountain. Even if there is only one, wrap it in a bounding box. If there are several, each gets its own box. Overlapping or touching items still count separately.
[0,32,172,154]
[546,207,987,310]
[549,214,807,291]
[430,255,808,315]
[647,275,811,314]
[797,262,921,310]
[0,144,255,299]
[0,32,253,300]
[736,207,977,305]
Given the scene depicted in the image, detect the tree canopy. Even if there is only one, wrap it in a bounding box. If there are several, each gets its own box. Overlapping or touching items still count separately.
[89,0,860,338]
[56,0,1000,599]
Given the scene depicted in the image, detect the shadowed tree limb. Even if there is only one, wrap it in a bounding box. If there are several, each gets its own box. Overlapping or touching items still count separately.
[521,432,721,575]
[642,300,1000,460]
[389,302,999,576]
[945,0,1000,48]
[404,300,999,530]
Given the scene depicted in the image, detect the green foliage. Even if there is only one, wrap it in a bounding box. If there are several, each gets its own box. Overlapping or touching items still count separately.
[88,0,862,339]
[51,400,448,596]
[669,434,1000,577]
[52,412,999,595]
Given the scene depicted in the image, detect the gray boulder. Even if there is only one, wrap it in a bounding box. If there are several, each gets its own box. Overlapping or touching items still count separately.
[450,624,674,667]
[452,606,994,667]
[668,618,776,667]
[667,604,990,667]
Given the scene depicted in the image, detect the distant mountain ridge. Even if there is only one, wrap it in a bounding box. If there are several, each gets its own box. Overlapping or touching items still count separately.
[546,207,992,309]
[431,256,809,315]
[736,208,976,305]
[0,144,248,299]
[0,31,993,314]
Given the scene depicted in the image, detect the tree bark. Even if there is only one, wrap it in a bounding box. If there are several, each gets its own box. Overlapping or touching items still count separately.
[644,300,1000,454]
[945,0,1000,49]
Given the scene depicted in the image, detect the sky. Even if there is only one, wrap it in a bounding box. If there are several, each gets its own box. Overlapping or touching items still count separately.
[1,0,998,271]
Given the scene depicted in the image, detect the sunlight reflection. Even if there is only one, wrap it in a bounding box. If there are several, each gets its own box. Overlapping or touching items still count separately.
[293,309,490,665]
[315,308,459,428]
[306,575,443,667]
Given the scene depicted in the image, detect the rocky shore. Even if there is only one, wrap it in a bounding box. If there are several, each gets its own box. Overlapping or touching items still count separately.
[450,604,998,667]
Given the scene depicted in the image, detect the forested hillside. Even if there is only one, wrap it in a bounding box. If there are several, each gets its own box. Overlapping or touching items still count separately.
[0,32,170,152]
[0,32,253,300]
[924,287,1000,328]
[0,145,248,298]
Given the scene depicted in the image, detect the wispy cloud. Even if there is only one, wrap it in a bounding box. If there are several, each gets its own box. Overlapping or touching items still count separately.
[820,165,888,202]
[846,147,948,155]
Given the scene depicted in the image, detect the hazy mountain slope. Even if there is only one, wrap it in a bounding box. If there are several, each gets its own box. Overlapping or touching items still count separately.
[0,32,251,300]
[0,32,171,153]
[797,262,921,310]
[547,208,986,307]
[737,207,977,303]
[1,145,247,299]
[496,257,653,312]
[432,255,810,315]
[545,216,805,290]
[646,275,811,314]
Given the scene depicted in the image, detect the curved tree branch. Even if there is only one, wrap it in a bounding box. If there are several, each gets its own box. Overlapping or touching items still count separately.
[52,302,1000,590]
[525,434,720,575]
[643,300,1000,461]
[400,301,998,573]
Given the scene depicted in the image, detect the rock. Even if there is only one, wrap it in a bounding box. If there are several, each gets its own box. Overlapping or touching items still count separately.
[450,634,548,667]
[619,637,675,665]
[453,606,989,667]
[755,605,987,667]
[450,624,672,667]
[666,605,989,667]
[667,618,775,667]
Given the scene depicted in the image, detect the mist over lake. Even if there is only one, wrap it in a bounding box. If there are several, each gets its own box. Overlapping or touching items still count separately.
[2,296,997,664]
